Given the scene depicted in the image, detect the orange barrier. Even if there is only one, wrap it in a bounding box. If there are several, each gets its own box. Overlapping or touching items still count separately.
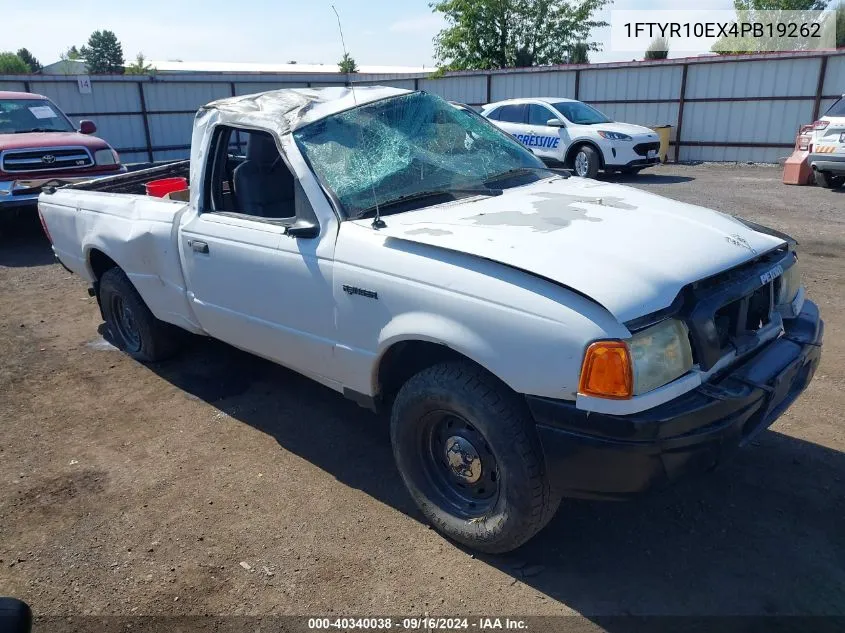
[782,124,814,185]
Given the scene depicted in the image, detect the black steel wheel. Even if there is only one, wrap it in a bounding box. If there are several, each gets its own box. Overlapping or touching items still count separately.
[391,361,560,553]
[99,267,184,363]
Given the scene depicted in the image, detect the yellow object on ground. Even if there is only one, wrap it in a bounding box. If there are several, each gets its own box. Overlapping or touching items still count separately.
[649,125,672,163]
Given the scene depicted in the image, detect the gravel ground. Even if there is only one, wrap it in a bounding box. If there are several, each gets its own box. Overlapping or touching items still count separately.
[0,164,843,628]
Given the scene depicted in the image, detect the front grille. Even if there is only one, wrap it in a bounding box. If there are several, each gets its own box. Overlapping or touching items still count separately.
[713,282,773,352]
[683,248,792,371]
[633,142,660,156]
[1,147,94,173]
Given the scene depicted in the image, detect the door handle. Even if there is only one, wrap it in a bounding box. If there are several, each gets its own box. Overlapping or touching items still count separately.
[190,240,209,254]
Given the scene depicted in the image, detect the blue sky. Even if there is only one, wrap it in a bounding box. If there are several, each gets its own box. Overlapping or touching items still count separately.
[6,0,737,68]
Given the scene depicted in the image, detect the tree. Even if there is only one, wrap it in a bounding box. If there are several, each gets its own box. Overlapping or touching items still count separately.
[16,48,41,73]
[568,41,589,63]
[432,0,609,70]
[80,30,125,74]
[0,52,29,74]
[645,37,669,59]
[837,1,845,47]
[125,52,155,75]
[64,45,82,60]
[338,52,358,73]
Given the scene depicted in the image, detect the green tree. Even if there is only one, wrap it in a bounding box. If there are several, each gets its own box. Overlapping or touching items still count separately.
[432,0,609,70]
[125,52,155,75]
[836,1,845,47]
[0,52,29,74]
[338,52,358,73]
[734,0,827,8]
[80,30,125,74]
[568,41,589,63]
[645,37,669,59]
[15,48,42,72]
[64,45,82,60]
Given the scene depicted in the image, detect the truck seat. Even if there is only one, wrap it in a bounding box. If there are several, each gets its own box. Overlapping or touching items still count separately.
[233,134,295,218]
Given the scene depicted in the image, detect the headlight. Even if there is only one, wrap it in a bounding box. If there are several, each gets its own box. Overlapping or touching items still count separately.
[628,319,694,395]
[776,259,801,306]
[597,131,632,141]
[94,148,119,166]
[579,319,693,399]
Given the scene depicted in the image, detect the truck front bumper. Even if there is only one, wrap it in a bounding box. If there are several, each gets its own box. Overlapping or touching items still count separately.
[527,300,823,500]
[0,169,126,212]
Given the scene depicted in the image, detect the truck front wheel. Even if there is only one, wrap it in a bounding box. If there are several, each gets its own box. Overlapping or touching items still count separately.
[99,267,183,363]
[390,361,560,553]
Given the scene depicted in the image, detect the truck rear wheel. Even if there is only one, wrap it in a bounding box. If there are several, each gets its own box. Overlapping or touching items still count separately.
[815,171,845,189]
[390,361,560,553]
[99,267,183,362]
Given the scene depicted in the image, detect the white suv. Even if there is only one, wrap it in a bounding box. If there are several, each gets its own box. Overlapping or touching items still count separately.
[481,97,661,178]
[809,95,845,189]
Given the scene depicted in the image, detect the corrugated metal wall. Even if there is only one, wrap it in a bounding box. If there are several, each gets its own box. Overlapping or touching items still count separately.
[2,51,841,164]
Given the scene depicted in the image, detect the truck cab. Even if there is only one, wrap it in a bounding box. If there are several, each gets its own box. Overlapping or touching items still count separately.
[0,91,124,214]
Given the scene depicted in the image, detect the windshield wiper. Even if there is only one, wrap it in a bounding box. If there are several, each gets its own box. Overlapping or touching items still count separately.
[14,128,62,133]
[358,186,502,219]
[485,165,566,184]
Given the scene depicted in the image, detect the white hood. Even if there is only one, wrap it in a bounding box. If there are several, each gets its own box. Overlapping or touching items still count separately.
[596,121,657,138]
[355,176,785,323]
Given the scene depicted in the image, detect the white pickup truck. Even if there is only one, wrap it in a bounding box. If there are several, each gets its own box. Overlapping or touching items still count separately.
[39,87,823,553]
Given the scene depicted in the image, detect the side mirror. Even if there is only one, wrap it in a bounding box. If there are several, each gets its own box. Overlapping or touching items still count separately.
[284,219,319,239]
[546,118,565,127]
[79,120,97,135]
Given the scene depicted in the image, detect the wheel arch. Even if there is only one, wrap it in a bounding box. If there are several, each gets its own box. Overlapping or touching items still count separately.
[371,316,512,408]
[564,139,605,169]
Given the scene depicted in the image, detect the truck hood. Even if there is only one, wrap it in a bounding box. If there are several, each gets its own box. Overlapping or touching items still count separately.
[353,176,785,323]
[0,132,110,151]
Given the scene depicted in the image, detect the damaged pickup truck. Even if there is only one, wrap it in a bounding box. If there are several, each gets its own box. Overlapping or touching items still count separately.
[39,87,823,553]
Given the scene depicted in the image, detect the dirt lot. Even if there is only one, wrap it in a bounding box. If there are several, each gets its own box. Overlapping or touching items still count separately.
[1,164,843,626]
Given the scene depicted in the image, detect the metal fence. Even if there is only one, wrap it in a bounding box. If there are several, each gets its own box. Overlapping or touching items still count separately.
[2,50,843,164]
[361,51,845,163]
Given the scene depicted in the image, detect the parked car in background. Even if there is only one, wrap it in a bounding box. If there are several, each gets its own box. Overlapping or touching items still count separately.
[809,95,845,189]
[0,91,124,216]
[482,97,661,178]
[39,87,822,553]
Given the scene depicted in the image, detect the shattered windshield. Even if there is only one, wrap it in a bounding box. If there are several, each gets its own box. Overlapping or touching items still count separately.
[293,92,546,219]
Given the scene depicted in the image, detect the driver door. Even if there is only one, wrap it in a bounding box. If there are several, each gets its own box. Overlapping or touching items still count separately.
[179,125,338,383]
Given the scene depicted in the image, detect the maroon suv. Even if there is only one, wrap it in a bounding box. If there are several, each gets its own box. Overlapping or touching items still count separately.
[0,91,125,213]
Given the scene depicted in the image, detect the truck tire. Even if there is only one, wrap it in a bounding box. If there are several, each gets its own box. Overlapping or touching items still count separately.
[572,144,600,178]
[99,267,183,362]
[390,361,560,553]
[815,171,845,189]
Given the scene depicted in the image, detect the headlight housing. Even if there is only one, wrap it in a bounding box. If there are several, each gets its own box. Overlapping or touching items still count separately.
[776,259,801,306]
[628,319,694,395]
[597,131,632,141]
[94,148,120,166]
[579,319,694,399]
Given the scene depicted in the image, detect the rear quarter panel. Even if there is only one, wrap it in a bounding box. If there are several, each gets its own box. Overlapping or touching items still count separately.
[38,189,202,333]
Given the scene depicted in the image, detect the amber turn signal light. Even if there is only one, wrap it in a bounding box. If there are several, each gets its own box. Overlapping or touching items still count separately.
[578,340,633,399]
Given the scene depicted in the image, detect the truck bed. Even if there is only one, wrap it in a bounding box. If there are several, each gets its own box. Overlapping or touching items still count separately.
[38,158,200,334]
[62,160,190,195]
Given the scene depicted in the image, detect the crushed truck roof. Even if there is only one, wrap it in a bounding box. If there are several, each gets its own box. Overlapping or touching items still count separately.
[202,85,412,133]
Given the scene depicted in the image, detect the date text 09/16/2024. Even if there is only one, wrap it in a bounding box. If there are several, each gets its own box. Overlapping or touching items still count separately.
[307,617,528,630]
